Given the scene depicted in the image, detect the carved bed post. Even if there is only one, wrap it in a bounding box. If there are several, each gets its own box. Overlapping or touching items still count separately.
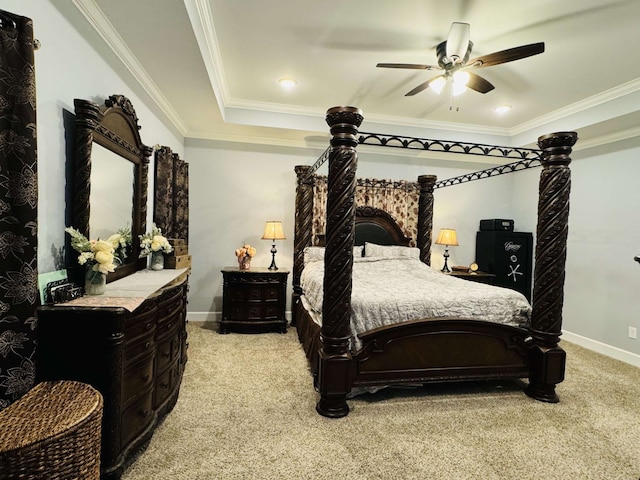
[526,131,578,403]
[316,106,363,418]
[292,165,314,326]
[417,175,437,265]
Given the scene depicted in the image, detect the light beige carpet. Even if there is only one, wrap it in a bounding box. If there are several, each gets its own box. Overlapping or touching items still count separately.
[122,321,640,480]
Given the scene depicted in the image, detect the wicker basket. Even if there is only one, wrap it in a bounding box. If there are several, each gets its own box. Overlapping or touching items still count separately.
[0,380,103,480]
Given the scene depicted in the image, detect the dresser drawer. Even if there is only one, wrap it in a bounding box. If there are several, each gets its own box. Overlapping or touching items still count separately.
[124,329,155,363]
[124,306,157,339]
[157,285,184,310]
[121,391,154,449]
[153,364,177,409]
[156,333,180,373]
[122,354,154,406]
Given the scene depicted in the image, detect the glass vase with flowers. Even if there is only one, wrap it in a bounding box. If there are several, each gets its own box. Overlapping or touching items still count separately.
[235,244,256,270]
[139,224,173,270]
[65,226,130,295]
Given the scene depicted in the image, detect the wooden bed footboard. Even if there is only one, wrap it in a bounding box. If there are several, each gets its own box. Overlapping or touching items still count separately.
[295,298,536,391]
[352,318,530,387]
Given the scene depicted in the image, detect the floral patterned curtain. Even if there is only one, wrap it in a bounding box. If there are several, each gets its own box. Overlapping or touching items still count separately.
[153,146,189,242]
[0,10,38,410]
[312,175,420,246]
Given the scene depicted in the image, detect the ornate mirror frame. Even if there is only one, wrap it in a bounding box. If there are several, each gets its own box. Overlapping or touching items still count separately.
[71,94,151,283]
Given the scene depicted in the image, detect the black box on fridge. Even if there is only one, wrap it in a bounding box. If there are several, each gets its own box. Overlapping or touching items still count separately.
[475,231,533,302]
[479,219,514,231]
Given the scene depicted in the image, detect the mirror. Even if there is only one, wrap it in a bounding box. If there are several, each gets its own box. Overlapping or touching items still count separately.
[70,94,151,283]
[89,143,134,239]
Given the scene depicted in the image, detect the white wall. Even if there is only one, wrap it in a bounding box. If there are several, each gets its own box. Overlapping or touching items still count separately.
[3,0,184,273]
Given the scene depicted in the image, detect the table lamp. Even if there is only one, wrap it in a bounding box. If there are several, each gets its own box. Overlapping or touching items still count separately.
[435,228,458,273]
[261,221,286,270]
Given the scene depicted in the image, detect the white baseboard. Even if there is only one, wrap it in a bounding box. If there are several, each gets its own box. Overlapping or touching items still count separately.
[187,312,220,323]
[562,330,640,368]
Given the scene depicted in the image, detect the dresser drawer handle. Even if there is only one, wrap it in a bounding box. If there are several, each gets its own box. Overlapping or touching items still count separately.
[139,409,150,418]
[145,342,151,350]
[162,351,170,358]
[146,322,153,330]
[142,373,150,382]
[160,381,169,389]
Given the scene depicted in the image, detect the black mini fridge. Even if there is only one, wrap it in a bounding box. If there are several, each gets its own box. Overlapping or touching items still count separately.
[475,231,533,301]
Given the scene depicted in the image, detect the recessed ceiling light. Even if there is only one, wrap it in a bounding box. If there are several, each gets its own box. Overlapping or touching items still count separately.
[278,77,297,89]
[493,105,512,114]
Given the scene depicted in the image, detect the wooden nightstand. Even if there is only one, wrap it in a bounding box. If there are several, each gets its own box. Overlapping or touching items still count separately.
[220,267,289,334]
[447,270,496,285]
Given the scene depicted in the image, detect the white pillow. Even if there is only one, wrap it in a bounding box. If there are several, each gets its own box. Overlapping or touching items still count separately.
[304,246,324,264]
[364,242,420,259]
[304,245,364,264]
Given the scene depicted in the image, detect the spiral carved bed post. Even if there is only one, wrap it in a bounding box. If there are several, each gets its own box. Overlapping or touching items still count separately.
[292,165,314,326]
[316,106,363,418]
[526,131,578,403]
[417,175,437,266]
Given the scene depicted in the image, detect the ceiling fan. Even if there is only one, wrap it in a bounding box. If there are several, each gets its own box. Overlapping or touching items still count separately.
[377,22,544,97]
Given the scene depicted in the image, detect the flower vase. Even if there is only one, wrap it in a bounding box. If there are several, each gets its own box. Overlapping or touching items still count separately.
[238,257,251,271]
[85,267,107,295]
[150,251,165,271]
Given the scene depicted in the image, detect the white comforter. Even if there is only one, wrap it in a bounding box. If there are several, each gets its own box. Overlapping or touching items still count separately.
[301,257,531,350]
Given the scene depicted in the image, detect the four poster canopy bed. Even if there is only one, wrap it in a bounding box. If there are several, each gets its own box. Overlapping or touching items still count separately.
[293,106,577,418]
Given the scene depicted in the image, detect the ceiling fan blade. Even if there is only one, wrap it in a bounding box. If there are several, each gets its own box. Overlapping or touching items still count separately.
[377,62,439,70]
[405,76,442,96]
[467,42,545,68]
[446,22,470,64]
[466,72,495,94]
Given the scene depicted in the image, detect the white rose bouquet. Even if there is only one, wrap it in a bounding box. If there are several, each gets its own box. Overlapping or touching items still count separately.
[65,226,122,274]
[139,224,173,257]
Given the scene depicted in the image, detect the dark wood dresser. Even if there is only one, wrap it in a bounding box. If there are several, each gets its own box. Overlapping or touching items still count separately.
[36,270,189,480]
[220,267,288,334]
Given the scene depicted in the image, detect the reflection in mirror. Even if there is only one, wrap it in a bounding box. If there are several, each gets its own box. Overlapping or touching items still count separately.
[89,143,134,239]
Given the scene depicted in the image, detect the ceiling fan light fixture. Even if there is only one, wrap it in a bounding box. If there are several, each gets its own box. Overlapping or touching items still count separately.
[446,22,471,65]
[451,70,470,96]
[429,76,447,94]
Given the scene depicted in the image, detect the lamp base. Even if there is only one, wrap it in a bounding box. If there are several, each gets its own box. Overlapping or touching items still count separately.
[441,248,451,273]
[268,243,279,271]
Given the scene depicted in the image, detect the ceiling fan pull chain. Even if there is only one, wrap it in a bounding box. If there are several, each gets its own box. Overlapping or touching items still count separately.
[448,89,460,112]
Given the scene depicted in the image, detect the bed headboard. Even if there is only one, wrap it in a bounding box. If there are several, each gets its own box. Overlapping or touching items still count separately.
[314,207,411,248]
[355,206,411,246]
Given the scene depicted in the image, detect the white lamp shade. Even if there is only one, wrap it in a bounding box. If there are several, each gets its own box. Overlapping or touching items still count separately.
[261,221,286,241]
[435,228,459,246]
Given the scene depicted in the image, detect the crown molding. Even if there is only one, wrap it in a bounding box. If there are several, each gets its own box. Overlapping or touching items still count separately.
[511,78,640,136]
[72,0,188,135]
[183,0,228,118]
